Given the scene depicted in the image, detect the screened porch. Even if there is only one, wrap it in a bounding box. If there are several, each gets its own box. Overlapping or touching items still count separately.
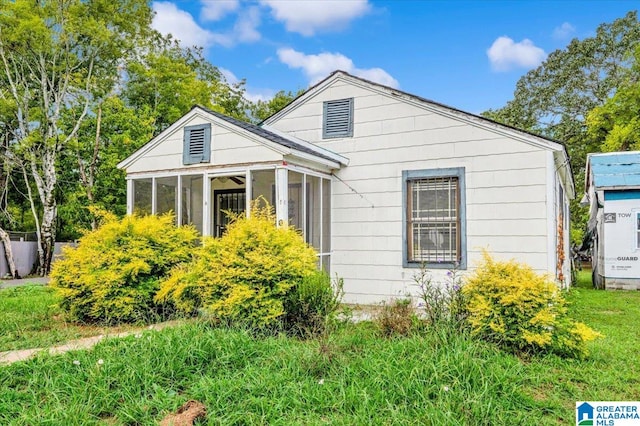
[127,165,332,271]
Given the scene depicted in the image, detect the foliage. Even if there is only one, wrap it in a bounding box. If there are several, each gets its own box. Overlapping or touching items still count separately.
[124,43,230,133]
[587,46,640,152]
[0,0,154,273]
[462,252,601,358]
[282,271,344,337]
[50,213,198,324]
[5,280,640,426]
[0,285,140,351]
[414,265,466,328]
[156,203,318,328]
[0,1,256,255]
[250,89,302,123]
[59,97,156,237]
[484,12,640,241]
[374,298,418,337]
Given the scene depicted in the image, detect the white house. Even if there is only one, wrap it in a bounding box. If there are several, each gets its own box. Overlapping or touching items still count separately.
[117,71,574,303]
[584,151,640,290]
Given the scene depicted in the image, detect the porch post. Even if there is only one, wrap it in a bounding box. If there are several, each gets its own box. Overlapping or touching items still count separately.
[126,179,133,215]
[203,175,212,236]
[151,177,157,215]
[245,169,252,219]
[176,175,182,226]
[275,167,288,227]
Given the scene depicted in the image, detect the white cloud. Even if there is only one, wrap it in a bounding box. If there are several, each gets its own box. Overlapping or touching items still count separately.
[260,0,370,36]
[152,1,260,48]
[200,0,239,21]
[277,48,399,88]
[219,67,240,85]
[152,2,226,48]
[553,22,575,39]
[244,88,276,103]
[234,6,261,43]
[219,67,274,103]
[487,36,546,72]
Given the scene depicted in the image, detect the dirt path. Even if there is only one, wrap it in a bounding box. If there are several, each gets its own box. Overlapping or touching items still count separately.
[0,320,182,365]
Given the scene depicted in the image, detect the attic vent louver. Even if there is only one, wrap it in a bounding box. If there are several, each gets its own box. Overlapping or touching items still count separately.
[323,98,353,139]
[188,128,205,156]
[183,123,211,165]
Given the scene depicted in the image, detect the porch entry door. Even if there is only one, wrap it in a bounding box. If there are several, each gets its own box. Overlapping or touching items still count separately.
[214,189,246,237]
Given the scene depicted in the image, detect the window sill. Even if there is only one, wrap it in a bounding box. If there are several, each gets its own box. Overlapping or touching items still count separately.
[403,260,466,270]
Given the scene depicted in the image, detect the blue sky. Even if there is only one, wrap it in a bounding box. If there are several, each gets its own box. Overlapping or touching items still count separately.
[151,1,637,114]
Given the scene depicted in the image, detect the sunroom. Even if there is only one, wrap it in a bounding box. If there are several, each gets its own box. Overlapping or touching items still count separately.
[117,106,348,271]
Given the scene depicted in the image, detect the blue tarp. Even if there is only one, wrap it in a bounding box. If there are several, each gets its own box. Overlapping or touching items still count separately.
[590,152,640,189]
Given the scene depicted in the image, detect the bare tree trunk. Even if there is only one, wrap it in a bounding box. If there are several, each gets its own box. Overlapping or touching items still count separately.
[32,148,57,275]
[0,226,19,279]
[22,164,44,276]
[78,104,101,230]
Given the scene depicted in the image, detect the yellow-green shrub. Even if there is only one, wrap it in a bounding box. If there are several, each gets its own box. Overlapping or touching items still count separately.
[156,203,318,328]
[463,252,601,358]
[50,213,198,324]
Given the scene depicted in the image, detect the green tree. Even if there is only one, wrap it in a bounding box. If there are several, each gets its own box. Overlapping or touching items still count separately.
[0,0,153,274]
[250,90,302,123]
[587,47,640,152]
[484,11,640,241]
[58,97,155,237]
[123,42,250,133]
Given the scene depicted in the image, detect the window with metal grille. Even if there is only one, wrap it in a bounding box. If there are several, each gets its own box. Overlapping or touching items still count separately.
[183,123,211,164]
[403,168,466,269]
[323,98,353,139]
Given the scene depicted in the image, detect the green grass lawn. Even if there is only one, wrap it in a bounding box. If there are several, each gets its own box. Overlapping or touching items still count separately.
[0,286,136,352]
[0,277,639,425]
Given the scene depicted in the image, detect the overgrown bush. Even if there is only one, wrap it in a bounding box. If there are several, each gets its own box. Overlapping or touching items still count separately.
[156,203,318,329]
[374,298,418,337]
[414,265,466,329]
[463,252,601,358]
[282,271,343,337]
[50,212,198,324]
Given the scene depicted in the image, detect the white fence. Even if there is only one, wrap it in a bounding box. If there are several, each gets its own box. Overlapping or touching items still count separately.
[0,242,73,277]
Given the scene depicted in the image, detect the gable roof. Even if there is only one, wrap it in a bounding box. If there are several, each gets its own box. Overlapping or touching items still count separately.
[199,106,347,165]
[118,105,348,170]
[587,151,640,190]
[263,70,575,197]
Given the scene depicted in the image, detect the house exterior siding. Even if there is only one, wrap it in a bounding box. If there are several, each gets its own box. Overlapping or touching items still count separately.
[127,114,282,174]
[266,77,566,303]
[118,71,574,305]
[585,152,640,290]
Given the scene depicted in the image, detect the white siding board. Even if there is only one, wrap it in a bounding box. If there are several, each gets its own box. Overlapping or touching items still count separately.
[126,117,282,174]
[469,168,547,188]
[332,250,402,267]
[467,202,547,220]
[332,221,402,237]
[332,235,401,252]
[355,102,424,123]
[256,77,562,301]
[466,185,546,204]
[332,206,401,223]
[467,219,547,236]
